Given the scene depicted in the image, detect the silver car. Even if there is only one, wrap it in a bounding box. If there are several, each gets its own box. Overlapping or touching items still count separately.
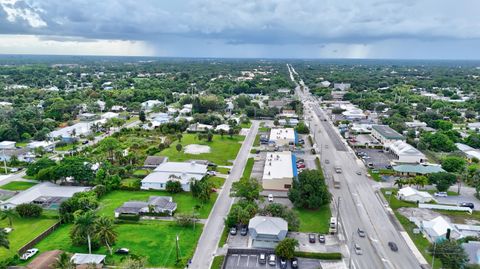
[354,244,363,255]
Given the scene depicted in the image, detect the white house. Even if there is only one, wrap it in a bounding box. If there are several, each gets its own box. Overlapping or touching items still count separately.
[388,141,426,163]
[215,124,230,133]
[0,141,16,150]
[141,100,163,111]
[187,123,213,132]
[397,187,434,203]
[405,121,427,129]
[248,216,288,248]
[141,161,208,191]
[1,182,90,210]
[421,216,461,242]
[456,143,480,161]
[27,141,55,151]
[101,112,119,119]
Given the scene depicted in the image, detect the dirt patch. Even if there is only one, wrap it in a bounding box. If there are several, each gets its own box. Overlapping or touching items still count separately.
[397,207,451,223]
[184,144,211,154]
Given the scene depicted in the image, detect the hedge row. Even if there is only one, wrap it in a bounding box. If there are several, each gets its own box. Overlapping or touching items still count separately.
[294,251,342,260]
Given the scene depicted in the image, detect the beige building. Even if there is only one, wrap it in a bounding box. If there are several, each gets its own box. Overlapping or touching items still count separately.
[262,151,295,191]
[269,128,296,146]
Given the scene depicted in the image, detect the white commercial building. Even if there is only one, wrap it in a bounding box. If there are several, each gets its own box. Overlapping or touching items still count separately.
[371,125,405,147]
[269,128,297,146]
[388,141,426,163]
[262,151,297,191]
[141,161,208,191]
[397,187,434,203]
[421,216,461,242]
[405,121,427,129]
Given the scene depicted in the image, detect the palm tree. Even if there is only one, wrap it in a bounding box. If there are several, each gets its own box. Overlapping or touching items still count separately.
[94,216,117,255]
[53,252,75,269]
[394,178,406,188]
[0,229,10,249]
[0,209,19,227]
[414,176,428,189]
[71,211,97,254]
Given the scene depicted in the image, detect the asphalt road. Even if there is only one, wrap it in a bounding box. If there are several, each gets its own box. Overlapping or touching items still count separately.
[289,64,424,269]
[190,121,259,269]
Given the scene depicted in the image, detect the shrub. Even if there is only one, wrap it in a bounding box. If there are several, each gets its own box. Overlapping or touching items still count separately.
[15,203,42,218]
[294,251,342,260]
[166,180,183,193]
[117,214,140,221]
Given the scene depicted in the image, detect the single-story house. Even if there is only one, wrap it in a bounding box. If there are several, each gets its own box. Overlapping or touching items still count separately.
[143,156,168,168]
[462,241,480,265]
[114,196,177,217]
[248,216,288,249]
[71,253,106,266]
[456,143,480,161]
[111,105,126,112]
[393,164,445,176]
[101,112,119,119]
[397,187,434,203]
[421,216,461,242]
[141,100,163,111]
[27,141,55,151]
[215,124,230,132]
[141,161,208,191]
[78,113,98,121]
[0,141,15,150]
[1,182,90,210]
[187,123,213,132]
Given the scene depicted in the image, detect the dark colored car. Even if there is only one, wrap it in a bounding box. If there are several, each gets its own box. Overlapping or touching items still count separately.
[318,234,326,243]
[388,241,398,252]
[229,227,237,235]
[240,227,248,236]
[82,140,89,145]
[259,253,267,264]
[310,148,316,154]
[115,248,129,254]
[280,258,287,269]
[291,258,298,268]
[308,234,316,243]
[460,202,475,209]
[357,228,366,238]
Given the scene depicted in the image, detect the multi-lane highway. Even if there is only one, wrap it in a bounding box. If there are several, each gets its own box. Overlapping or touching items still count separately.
[287,64,424,269]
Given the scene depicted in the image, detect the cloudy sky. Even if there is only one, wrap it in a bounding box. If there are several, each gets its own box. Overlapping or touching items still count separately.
[0,0,479,59]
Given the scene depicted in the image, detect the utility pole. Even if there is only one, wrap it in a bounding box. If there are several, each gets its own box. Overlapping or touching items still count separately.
[175,234,180,263]
[431,241,437,268]
[2,149,7,174]
[336,197,341,233]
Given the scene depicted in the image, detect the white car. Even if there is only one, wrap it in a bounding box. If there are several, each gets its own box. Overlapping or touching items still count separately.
[20,248,38,260]
[207,171,217,176]
[354,244,363,255]
[434,192,448,197]
[268,194,274,202]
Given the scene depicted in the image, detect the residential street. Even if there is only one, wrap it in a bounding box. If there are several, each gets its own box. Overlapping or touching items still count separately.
[289,64,425,269]
[190,121,259,269]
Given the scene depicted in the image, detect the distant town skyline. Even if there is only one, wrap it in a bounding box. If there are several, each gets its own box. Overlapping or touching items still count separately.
[0,0,479,59]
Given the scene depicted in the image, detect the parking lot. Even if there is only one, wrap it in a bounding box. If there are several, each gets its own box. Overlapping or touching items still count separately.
[224,254,322,269]
[355,148,392,169]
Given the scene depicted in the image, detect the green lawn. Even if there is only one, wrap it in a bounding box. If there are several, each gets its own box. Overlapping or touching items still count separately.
[218,226,228,247]
[0,215,59,261]
[253,134,261,147]
[240,122,252,128]
[216,167,230,175]
[208,176,225,189]
[97,190,217,219]
[211,255,225,269]
[380,188,417,210]
[133,169,150,176]
[55,142,79,151]
[159,134,244,166]
[294,205,331,234]
[242,158,254,179]
[0,181,37,191]
[33,221,203,268]
[426,190,459,196]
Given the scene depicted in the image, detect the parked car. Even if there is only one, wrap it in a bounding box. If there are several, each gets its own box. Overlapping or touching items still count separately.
[259,253,267,264]
[357,228,366,238]
[297,163,306,169]
[268,194,274,202]
[20,248,38,261]
[388,242,398,252]
[460,202,475,209]
[367,163,374,168]
[280,258,287,269]
[268,254,277,266]
[115,248,129,254]
[310,148,316,154]
[354,244,363,255]
[356,171,361,175]
[291,258,299,268]
[229,227,237,235]
[434,192,448,197]
[318,234,326,243]
[308,234,316,243]
[325,159,330,164]
[82,140,89,145]
[10,168,18,173]
[207,171,217,176]
[296,158,305,163]
[385,165,393,169]
[240,226,248,236]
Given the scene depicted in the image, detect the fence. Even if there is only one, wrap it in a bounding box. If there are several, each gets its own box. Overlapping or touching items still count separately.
[17,221,61,255]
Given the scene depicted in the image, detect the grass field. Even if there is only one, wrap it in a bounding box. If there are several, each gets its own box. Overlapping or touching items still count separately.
[253,134,261,147]
[34,221,203,268]
[96,190,217,219]
[380,188,418,210]
[242,158,254,179]
[294,205,331,234]
[159,134,244,166]
[208,176,226,189]
[216,167,230,174]
[133,169,150,176]
[0,215,59,260]
[0,181,37,191]
[211,255,225,269]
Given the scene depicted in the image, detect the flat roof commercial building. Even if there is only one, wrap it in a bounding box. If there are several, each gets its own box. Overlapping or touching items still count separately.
[371,125,405,146]
[269,128,297,146]
[388,141,426,164]
[262,151,297,191]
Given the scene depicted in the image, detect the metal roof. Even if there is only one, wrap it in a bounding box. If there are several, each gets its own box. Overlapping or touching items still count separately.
[372,125,405,140]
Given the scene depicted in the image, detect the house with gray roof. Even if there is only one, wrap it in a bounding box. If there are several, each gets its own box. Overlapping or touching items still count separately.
[248,216,288,249]
[114,196,177,217]
[462,241,480,265]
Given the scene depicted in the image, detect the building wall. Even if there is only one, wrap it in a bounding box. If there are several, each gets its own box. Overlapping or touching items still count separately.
[262,178,293,191]
[141,181,191,192]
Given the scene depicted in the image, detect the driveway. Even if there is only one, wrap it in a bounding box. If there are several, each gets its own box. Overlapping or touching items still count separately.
[289,232,342,253]
[224,254,323,269]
